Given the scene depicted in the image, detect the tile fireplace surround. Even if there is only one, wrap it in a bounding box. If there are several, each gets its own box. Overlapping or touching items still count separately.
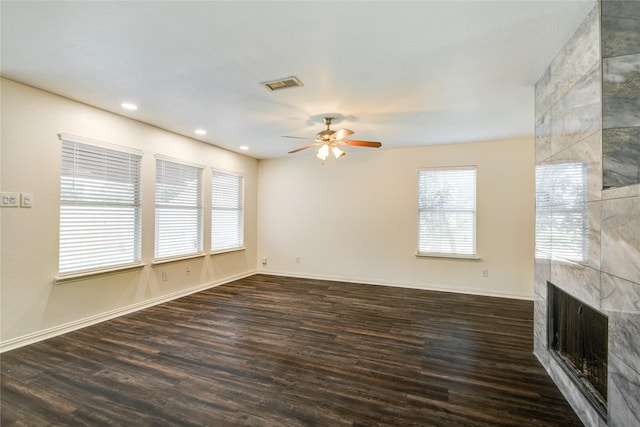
[534,2,640,426]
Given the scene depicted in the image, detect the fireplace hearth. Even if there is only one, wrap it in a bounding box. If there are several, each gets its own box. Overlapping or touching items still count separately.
[548,283,608,418]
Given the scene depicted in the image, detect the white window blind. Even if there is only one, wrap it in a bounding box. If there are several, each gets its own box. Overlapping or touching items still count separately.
[211,171,244,251]
[535,163,587,262]
[59,138,142,274]
[418,167,477,257]
[155,158,203,259]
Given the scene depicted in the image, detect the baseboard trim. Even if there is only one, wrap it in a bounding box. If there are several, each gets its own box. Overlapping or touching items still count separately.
[257,269,534,301]
[0,270,256,353]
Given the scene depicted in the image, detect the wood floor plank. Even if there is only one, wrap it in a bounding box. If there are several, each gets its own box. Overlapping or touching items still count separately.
[1,274,582,426]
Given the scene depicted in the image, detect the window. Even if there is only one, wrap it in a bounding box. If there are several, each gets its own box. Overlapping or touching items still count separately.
[535,163,588,262]
[59,135,142,274]
[211,170,244,252]
[155,157,203,259]
[418,166,477,257]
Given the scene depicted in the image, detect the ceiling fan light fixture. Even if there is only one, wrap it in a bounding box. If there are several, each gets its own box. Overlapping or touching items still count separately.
[317,144,330,160]
[331,145,345,159]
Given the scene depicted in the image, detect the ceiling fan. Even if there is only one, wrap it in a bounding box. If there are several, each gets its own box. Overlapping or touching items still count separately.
[283,117,382,160]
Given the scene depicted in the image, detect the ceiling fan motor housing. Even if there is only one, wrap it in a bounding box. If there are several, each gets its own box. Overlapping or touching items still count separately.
[317,129,336,141]
[317,117,336,141]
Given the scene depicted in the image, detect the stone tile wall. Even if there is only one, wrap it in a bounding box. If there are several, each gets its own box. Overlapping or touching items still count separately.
[534,3,640,426]
[601,0,640,187]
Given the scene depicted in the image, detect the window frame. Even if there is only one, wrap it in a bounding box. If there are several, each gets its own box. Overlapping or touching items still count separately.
[154,155,204,261]
[57,133,143,278]
[211,170,245,253]
[417,166,478,259]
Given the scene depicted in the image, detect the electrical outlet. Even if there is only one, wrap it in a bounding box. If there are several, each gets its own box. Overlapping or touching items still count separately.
[295,256,300,263]
[186,267,191,276]
[481,268,489,277]
[161,271,168,282]
[261,256,268,265]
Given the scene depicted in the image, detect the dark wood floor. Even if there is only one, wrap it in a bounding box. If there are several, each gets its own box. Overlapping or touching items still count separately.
[1,274,581,426]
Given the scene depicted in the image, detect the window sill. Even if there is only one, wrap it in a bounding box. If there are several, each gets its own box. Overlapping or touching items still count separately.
[416,252,481,260]
[55,263,146,284]
[211,247,246,256]
[152,253,206,266]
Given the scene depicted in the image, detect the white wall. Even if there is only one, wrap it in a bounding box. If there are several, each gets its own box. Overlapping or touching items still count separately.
[258,138,535,299]
[0,79,259,348]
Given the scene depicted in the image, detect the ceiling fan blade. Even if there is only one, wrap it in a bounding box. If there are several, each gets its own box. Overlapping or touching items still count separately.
[342,140,382,148]
[282,135,316,140]
[288,142,322,154]
[332,128,354,141]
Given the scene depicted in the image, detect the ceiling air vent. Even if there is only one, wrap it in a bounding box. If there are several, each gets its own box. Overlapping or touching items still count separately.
[261,76,303,91]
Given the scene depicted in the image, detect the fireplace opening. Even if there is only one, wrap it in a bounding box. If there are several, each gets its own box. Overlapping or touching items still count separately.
[547,282,608,417]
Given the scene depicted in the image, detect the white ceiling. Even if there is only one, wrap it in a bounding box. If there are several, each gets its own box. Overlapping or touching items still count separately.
[1,1,595,159]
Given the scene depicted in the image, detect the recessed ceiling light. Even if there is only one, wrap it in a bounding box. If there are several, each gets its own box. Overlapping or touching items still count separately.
[195,129,207,135]
[239,145,249,151]
[121,102,138,111]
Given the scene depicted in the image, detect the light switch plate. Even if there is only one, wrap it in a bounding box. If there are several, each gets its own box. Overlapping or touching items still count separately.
[1,192,20,207]
[21,193,33,208]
